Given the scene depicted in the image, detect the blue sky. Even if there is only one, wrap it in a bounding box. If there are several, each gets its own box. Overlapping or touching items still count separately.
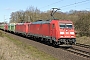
[0,0,90,23]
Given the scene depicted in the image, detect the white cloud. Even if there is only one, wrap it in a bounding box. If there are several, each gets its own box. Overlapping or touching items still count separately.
[5,7,16,10]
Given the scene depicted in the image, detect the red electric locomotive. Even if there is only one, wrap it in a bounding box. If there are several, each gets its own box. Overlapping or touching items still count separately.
[15,23,31,36]
[27,8,76,46]
[27,20,76,46]
[4,24,8,31]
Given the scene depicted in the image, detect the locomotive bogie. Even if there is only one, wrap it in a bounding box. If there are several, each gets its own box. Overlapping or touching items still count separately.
[57,38,76,45]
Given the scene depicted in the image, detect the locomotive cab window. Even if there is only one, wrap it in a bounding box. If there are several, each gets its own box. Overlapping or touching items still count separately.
[66,24,72,28]
[60,23,65,28]
[60,23,73,28]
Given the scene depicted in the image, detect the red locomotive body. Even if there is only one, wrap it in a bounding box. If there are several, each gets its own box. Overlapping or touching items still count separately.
[4,24,8,31]
[28,20,76,46]
[28,21,51,37]
[15,23,30,35]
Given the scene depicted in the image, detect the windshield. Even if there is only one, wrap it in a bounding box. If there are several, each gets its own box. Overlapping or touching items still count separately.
[60,23,73,28]
[60,23,65,28]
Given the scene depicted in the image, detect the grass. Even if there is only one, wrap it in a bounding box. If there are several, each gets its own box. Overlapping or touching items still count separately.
[0,30,3,37]
[4,32,58,60]
[76,36,90,45]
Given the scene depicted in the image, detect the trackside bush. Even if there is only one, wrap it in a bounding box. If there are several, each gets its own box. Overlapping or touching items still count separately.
[75,13,90,36]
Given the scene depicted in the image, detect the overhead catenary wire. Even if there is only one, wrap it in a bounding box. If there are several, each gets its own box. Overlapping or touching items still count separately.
[40,0,64,9]
[40,0,90,11]
[60,0,90,9]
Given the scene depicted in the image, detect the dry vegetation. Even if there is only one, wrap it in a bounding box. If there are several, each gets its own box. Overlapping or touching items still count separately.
[76,36,90,45]
[0,36,40,60]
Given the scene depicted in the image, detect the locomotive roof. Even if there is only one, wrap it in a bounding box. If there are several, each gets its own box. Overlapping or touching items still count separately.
[32,20,51,24]
[59,20,73,23]
[32,20,73,24]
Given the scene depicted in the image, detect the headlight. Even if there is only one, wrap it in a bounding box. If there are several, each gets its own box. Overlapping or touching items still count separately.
[60,32,64,34]
[70,32,74,34]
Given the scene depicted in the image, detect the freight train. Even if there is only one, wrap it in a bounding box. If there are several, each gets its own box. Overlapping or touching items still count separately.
[0,20,76,47]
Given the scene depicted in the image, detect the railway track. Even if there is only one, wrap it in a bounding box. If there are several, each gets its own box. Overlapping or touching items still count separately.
[65,47,90,59]
[75,43,90,49]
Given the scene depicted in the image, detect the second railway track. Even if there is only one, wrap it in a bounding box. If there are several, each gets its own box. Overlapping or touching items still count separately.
[66,47,90,58]
[75,43,90,49]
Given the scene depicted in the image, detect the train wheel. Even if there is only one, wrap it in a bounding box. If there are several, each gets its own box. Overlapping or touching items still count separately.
[52,41,59,48]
